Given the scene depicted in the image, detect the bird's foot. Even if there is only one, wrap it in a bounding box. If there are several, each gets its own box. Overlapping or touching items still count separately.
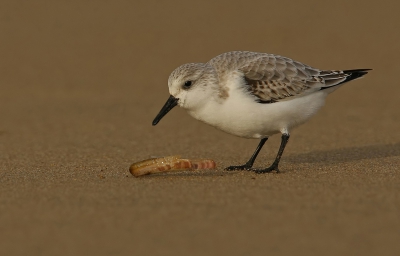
[252,165,280,174]
[225,164,253,171]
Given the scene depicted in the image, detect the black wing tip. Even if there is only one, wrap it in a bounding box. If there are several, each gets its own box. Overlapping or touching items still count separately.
[343,68,372,73]
[319,69,371,91]
[332,68,372,89]
[343,69,372,77]
[336,69,372,86]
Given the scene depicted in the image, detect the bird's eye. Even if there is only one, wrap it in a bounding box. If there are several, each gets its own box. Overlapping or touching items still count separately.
[183,81,192,88]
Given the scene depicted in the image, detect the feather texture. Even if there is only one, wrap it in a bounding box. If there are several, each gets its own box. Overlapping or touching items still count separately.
[208,51,370,103]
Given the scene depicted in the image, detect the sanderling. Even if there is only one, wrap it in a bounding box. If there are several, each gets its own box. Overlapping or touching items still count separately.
[152,51,371,173]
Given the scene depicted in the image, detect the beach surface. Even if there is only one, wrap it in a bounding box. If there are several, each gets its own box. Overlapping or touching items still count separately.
[1,1,399,255]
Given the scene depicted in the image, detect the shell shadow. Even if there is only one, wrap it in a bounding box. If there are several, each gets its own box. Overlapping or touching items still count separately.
[285,143,400,164]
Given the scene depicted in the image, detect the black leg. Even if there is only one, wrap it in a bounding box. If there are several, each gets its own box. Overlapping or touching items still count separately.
[253,133,290,174]
[225,138,268,171]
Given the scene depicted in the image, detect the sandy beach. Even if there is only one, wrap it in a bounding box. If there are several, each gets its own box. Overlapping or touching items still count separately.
[1,1,399,255]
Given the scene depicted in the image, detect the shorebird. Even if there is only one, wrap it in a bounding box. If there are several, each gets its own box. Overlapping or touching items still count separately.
[152,51,370,173]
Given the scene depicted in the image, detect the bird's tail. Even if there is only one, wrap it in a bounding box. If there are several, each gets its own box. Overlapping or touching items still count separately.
[339,69,372,85]
[319,69,372,91]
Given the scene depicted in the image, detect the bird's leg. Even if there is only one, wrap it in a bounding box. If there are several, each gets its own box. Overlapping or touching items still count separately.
[253,133,290,174]
[225,138,268,171]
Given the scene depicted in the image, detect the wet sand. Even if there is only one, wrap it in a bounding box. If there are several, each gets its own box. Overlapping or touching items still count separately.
[1,1,399,255]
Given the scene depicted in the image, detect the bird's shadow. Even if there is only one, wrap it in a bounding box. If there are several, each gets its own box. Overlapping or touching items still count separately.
[131,143,400,179]
[285,143,400,164]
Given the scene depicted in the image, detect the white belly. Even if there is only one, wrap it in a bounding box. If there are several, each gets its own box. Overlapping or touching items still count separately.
[187,88,328,139]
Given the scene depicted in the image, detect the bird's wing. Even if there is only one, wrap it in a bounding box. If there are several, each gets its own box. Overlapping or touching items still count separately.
[210,51,370,104]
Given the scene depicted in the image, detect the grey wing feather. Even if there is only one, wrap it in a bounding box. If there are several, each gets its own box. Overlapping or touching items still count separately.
[209,51,370,103]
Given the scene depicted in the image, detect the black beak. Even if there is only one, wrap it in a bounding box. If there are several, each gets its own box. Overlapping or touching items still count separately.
[152,95,179,126]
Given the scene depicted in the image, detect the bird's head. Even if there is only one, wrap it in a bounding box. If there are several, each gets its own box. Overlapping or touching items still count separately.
[152,63,218,125]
